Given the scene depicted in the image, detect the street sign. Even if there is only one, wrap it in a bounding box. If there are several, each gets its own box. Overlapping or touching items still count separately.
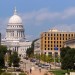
[54,47,58,50]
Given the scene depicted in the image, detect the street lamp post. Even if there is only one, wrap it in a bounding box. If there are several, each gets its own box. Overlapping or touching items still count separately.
[23,62,26,73]
[54,51,56,69]
[44,53,45,64]
[39,53,40,63]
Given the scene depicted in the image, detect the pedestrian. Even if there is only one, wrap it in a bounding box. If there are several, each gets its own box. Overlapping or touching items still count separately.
[30,68,32,73]
[50,65,51,69]
[39,68,41,72]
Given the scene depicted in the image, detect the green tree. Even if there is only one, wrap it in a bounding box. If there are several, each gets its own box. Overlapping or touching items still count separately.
[60,46,75,70]
[0,45,7,55]
[26,39,38,57]
[0,53,5,68]
[9,52,20,67]
[60,46,71,59]
[0,45,7,68]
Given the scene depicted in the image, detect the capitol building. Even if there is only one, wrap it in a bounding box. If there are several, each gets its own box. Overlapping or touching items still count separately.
[1,8,32,57]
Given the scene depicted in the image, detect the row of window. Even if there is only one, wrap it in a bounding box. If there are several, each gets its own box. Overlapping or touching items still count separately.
[44,33,74,37]
[44,52,58,57]
[44,41,63,43]
[9,25,23,28]
[44,44,62,47]
[44,37,72,40]
[44,47,60,50]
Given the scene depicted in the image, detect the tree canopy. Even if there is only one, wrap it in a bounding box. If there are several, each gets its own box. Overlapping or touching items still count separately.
[26,39,38,57]
[60,46,75,70]
[8,52,20,67]
[0,45,7,68]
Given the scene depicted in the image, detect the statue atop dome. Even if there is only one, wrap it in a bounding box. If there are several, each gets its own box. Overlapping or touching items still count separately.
[14,7,17,15]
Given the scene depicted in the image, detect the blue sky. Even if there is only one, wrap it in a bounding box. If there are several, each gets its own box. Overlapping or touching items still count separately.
[1,0,75,41]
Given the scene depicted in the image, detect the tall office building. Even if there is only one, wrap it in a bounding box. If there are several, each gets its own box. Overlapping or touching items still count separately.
[41,29,75,56]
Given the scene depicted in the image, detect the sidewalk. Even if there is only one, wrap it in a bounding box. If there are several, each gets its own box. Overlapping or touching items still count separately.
[29,69,53,75]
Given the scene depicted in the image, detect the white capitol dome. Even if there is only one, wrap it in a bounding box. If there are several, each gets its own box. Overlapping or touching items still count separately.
[8,8,22,24]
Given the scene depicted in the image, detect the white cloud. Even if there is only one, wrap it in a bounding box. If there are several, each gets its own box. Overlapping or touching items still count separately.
[25,34,33,41]
[53,24,75,32]
[61,7,75,19]
[21,7,75,24]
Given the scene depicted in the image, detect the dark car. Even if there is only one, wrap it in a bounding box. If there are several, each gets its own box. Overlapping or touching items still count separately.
[38,63,42,67]
[23,57,28,60]
[15,68,21,71]
[35,62,39,65]
[30,59,36,62]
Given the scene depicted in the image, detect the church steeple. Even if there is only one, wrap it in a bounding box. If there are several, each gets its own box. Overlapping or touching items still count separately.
[14,7,17,15]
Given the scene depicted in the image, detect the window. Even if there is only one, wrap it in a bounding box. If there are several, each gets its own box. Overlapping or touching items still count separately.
[60,41,61,43]
[48,52,52,56]
[45,48,46,50]
[57,34,58,36]
[69,34,70,37]
[60,34,61,36]
[44,52,46,54]
[45,45,46,47]
[60,45,61,47]
[51,48,52,50]
[54,34,55,36]
[51,37,53,40]
[48,41,49,43]
[55,52,58,57]
[48,37,50,40]
[60,38,61,40]
[48,34,50,36]
[51,41,52,43]
[48,45,50,47]
[51,34,52,36]
[45,33,46,36]
[54,37,55,40]
[45,37,46,40]
[48,48,50,50]
[45,41,46,43]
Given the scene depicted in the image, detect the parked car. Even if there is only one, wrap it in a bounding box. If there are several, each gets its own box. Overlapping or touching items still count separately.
[30,59,36,62]
[15,68,21,71]
[23,57,28,60]
[41,64,50,69]
[20,61,23,64]
[35,62,39,65]
[38,63,42,67]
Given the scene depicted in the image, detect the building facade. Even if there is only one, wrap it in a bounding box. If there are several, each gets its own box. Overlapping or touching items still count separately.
[40,29,75,56]
[64,38,75,48]
[1,8,31,57]
[34,39,41,55]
